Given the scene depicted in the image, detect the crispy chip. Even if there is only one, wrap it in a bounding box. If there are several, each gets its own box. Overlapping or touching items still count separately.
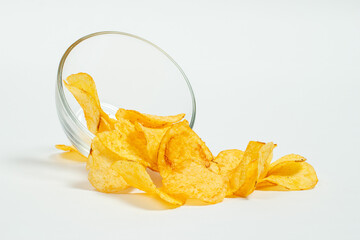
[160,120,213,170]
[55,144,77,152]
[115,108,185,128]
[66,73,100,106]
[230,141,265,197]
[269,154,307,169]
[55,144,87,162]
[214,149,244,177]
[134,122,170,171]
[111,160,184,206]
[97,119,150,167]
[98,116,113,133]
[258,142,276,179]
[87,137,129,193]
[158,121,226,204]
[64,83,101,134]
[258,161,318,190]
[255,180,289,191]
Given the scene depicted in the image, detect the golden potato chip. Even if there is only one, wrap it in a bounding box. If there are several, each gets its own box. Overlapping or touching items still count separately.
[111,160,184,206]
[255,180,289,191]
[214,149,244,177]
[98,116,113,133]
[55,144,77,152]
[160,120,213,171]
[66,73,100,106]
[64,83,101,134]
[269,154,306,169]
[100,109,117,129]
[230,141,264,197]
[134,122,170,171]
[158,121,226,204]
[55,144,87,162]
[115,108,185,128]
[258,161,318,190]
[87,137,129,193]
[97,119,150,167]
[258,142,276,179]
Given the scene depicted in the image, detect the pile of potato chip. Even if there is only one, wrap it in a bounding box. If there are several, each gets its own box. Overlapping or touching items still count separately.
[56,73,318,207]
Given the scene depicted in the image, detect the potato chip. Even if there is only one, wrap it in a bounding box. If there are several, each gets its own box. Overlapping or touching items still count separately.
[87,137,129,193]
[258,142,276,179]
[134,122,169,171]
[97,119,150,167]
[160,120,213,171]
[230,141,265,197]
[66,73,100,106]
[214,149,244,177]
[64,83,101,134]
[158,121,226,204]
[111,160,184,206]
[55,144,87,162]
[255,180,289,191]
[100,109,117,129]
[115,108,185,128]
[257,161,318,190]
[55,144,78,153]
[269,154,306,169]
[98,116,113,133]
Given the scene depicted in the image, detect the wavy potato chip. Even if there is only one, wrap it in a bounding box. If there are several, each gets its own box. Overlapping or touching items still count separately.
[55,144,77,153]
[66,73,101,106]
[115,108,185,128]
[97,119,150,167]
[258,161,318,190]
[214,149,244,177]
[161,120,213,171]
[55,144,87,162]
[134,122,170,171]
[230,141,265,197]
[111,160,184,206]
[64,83,101,134]
[255,180,289,191]
[158,121,226,204]
[98,116,113,133]
[65,73,117,134]
[258,142,276,179]
[88,137,129,193]
[269,154,307,169]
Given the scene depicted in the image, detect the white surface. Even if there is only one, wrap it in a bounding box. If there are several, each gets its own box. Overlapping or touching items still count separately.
[1,0,359,239]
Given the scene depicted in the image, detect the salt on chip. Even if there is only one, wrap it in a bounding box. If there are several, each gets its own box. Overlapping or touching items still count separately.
[87,137,129,193]
[115,108,185,128]
[111,160,184,206]
[158,120,226,204]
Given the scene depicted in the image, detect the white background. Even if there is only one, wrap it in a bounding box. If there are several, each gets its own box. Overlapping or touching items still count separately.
[1,0,359,239]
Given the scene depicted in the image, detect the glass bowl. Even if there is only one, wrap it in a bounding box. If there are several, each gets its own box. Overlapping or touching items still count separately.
[56,31,196,156]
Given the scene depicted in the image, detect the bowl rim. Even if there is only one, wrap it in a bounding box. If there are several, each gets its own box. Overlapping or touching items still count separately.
[56,31,197,140]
